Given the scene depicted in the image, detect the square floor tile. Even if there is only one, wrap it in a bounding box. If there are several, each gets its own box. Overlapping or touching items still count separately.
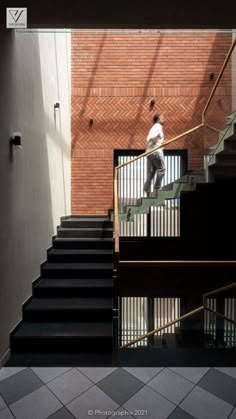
[123,368,163,383]
[47,368,93,405]
[0,407,15,419]
[215,368,236,380]
[0,368,26,382]
[10,386,62,419]
[32,368,72,384]
[168,407,195,419]
[198,368,236,406]
[0,368,43,405]
[47,406,76,419]
[148,369,194,405]
[123,385,175,419]
[96,369,144,406]
[77,368,117,384]
[180,386,232,419]
[67,385,118,419]
[169,367,209,384]
[0,395,6,411]
[229,408,236,418]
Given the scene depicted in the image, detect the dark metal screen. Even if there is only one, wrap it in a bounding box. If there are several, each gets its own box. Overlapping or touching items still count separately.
[119,297,180,348]
[116,150,186,237]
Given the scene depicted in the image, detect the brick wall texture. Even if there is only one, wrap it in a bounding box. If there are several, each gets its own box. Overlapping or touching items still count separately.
[71,32,232,214]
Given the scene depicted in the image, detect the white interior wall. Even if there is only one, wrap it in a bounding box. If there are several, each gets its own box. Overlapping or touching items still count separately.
[0,28,71,362]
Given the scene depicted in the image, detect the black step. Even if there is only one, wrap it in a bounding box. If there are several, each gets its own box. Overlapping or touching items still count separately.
[33,278,113,297]
[215,154,236,166]
[23,298,113,321]
[41,262,113,278]
[53,237,113,249]
[57,228,113,239]
[61,217,112,229]
[47,248,113,263]
[6,352,114,367]
[11,322,113,353]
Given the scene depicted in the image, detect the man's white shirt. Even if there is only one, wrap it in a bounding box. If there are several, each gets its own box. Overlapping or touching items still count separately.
[146,122,164,153]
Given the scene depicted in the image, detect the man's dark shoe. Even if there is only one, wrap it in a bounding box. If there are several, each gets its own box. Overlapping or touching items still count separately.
[151,190,158,198]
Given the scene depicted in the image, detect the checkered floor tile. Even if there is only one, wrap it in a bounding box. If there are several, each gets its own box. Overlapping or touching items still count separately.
[0,367,235,419]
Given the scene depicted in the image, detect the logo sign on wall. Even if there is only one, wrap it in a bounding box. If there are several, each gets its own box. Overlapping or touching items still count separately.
[6,8,27,28]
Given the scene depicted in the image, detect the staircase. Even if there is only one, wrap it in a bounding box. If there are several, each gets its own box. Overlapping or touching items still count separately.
[117,117,236,223]
[8,216,114,366]
[207,118,236,180]
[119,170,205,222]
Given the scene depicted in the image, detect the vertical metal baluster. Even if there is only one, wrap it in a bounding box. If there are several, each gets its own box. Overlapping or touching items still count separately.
[167,298,169,333]
[141,297,143,345]
[125,297,127,346]
[124,157,126,237]
[122,297,124,345]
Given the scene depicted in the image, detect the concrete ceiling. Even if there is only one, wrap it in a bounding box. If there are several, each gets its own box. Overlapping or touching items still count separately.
[0,0,235,28]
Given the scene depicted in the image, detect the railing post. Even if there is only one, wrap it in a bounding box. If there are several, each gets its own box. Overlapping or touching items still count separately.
[148,297,155,346]
[112,268,119,350]
[147,210,151,237]
[215,297,225,346]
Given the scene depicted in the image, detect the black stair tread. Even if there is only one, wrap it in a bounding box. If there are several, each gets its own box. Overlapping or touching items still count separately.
[43,262,113,269]
[14,322,113,338]
[61,214,109,221]
[63,217,110,222]
[48,249,113,255]
[58,228,113,232]
[54,238,113,242]
[26,298,113,310]
[35,278,113,288]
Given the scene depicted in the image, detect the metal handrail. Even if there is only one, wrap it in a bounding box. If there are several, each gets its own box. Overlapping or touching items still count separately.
[113,37,236,261]
[119,260,236,265]
[120,306,204,349]
[121,281,236,348]
[203,282,236,298]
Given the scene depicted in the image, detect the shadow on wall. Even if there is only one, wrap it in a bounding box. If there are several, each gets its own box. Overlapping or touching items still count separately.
[72,31,107,154]
[0,28,71,362]
[127,33,164,148]
[168,32,232,166]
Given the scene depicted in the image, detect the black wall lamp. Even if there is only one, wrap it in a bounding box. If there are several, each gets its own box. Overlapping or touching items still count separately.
[150,98,155,108]
[10,132,22,148]
[54,101,60,111]
[210,72,215,80]
[89,117,94,125]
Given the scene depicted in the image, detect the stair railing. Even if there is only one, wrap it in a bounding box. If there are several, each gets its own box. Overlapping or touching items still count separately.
[120,280,236,349]
[114,37,236,262]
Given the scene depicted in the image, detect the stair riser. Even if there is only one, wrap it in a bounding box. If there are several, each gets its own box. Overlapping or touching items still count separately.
[57,230,113,238]
[11,338,113,353]
[23,310,113,322]
[47,254,113,263]
[61,221,112,228]
[224,141,236,151]
[209,167,236,178]
[33,287,113,298]
[216,156,236,166]
[53,240,113,250]
[41,269,113,279]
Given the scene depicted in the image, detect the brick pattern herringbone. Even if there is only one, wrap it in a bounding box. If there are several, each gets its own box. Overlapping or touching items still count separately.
[72,95,206,149]
[71,32,232,214]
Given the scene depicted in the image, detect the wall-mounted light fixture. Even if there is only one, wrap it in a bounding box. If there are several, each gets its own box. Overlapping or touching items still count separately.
[210,72,215,80]
[150,98,155,108]
[10,132,22,148]
[54,101,60,111]
[89,117,94,125]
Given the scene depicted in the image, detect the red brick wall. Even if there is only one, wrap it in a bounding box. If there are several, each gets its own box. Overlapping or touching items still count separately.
[71,31,232,214]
